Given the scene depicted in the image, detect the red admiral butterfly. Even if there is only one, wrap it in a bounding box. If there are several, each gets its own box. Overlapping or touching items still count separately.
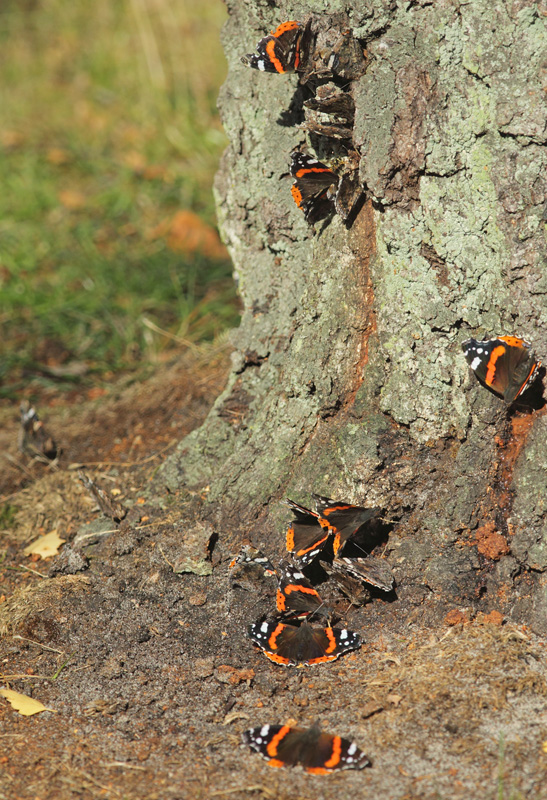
[229,543,276,576]
[241,20,311,74]
[320,560,372,607]
[290,151,365,225]
[329,555,395,592]
[313,494,381,557]
[462,336,541,404]
[275,560,327,619]
[248,619,361,666]
[290,151,339,224]
[243,722,371,773]
[79,472,127,523]
[19,401,58,460]
[285,498,331,566]
[303,83,355,140]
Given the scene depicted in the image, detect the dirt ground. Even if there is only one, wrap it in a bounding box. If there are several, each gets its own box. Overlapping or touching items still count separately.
[1,346,547,800]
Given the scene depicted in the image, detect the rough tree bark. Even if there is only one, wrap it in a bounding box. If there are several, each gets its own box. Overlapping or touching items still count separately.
[161,0,547,632]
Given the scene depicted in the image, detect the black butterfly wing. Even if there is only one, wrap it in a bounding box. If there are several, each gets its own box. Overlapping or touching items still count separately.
[462,336,540,403]
[241,21,302,73]
[276,560,325,617]
[248,621,360,666]
[290,152,338,223]
[336,555,395,592]
[243,723,371,771]
[312,495,380,555]
[285,498,330,565]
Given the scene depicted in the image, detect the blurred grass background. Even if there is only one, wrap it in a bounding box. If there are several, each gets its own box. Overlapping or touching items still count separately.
[0,0,239,398]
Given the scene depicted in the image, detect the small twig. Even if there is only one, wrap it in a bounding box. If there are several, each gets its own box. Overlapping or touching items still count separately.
[65,768,121,797]
[4,453,34,478]
[141,316,197,349]
[210,787,277,798]
[0,656,80,683]
[0,674,57,681]
[157,544,175,570]
[75,529,119,542]
[13,635,64,655]
[0,488,21,504]
[16,564,48,578]
[75,521,159,544]
[67,438,176,470]
[103,762,148,771]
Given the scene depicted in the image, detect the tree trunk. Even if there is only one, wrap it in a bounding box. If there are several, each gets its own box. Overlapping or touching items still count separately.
[160,0,547,633]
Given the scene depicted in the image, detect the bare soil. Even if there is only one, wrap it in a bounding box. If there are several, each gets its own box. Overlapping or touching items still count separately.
[1,346,547,800]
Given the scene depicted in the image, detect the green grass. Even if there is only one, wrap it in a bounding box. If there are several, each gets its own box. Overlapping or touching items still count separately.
[0,0,238,396]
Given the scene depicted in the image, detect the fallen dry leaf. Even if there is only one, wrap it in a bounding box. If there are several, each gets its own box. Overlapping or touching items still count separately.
[1,129,24,148]
[386,694,402,707]
[0,688,49,716]
[23,530,65,559]
[47,147,70,165]
[59,189,86,210]
[148,210,228,260]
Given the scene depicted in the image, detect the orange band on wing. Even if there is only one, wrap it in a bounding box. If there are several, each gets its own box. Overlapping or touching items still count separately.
[271,21,300,36]
[295,167,332,177]
[516,361,540,398]
[265,39,285,73]
[267,622,286,650]
[498,336,525,347]
[296,533,329,557]
[323,736,342,769]
[321,504,352,517]
[266,725,291,758]
[324,627,338,653]
[276,589,286,610]
[485,345,506,385]
[284,584,318,597]
[291,185,303,207]
[306,654,337,664]
[263,652,291,665]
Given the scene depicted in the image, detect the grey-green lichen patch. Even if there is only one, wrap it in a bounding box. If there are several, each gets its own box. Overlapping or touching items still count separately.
[373,207,469,440]
[510,415,547,571]
[363,0,545,442]
[353,54,398,195]
[349,0,397,37]
[172,521,215,576]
